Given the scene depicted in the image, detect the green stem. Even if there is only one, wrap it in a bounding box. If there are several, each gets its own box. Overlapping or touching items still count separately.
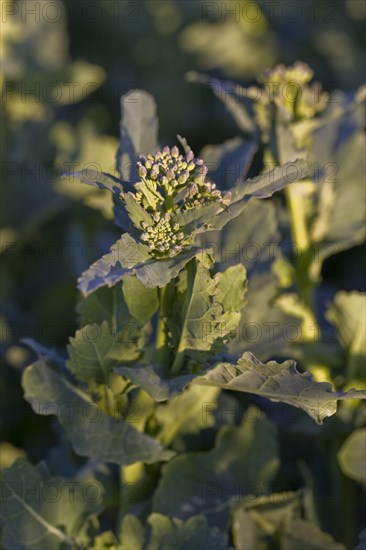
[154,282,174,366]
[170,259,196,376]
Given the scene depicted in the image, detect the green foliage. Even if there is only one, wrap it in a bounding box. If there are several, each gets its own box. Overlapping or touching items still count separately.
[6,60,365,549]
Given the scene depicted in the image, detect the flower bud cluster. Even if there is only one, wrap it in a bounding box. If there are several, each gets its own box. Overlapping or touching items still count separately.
[140,212,188,259]
[136,145,230,211]
[249,62,329,136]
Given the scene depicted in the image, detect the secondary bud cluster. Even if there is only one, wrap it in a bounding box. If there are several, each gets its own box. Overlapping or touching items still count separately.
[248,62,329,138]
[140,213,188,259]
[136,145,230,211]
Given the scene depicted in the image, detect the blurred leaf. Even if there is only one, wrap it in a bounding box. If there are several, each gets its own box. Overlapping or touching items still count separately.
[326,292,366,379]
[117,90,159,183]
[119,513,231,550]
[281,519,346,550]
[155,386,220,446]
[0,458,102,550]
[232,492,301,550]
[153,406,279,528]
[338,429,366,484]
[354,529,366,550]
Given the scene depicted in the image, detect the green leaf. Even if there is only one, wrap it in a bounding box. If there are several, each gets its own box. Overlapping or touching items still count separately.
[155,386,220,446]
[337,429,366,485]
[175,159,312,237]
[0,459,102,550]
[200,137,257,189]
[153,407,279,527]
[232,492,301,550]
[119,513,231,550]
[122,275,159,325]
[216,264,247,312]
[61,170,124,195]
[117,90,159,183]
[170,262,247,372]
[67,321,140,384]
[310,99,366,261]
[326,292,366,380]
[119,514,146,550]
[77,283,134,335]
[193,352,366,424]
[281,519,346,550]
[198,199,300,359]
[22,361,174,465]
[78,233,204,294]
[114,364,195,401]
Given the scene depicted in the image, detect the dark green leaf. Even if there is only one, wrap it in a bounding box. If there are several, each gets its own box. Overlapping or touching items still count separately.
[153,407,279,527]
[22,361,174,465]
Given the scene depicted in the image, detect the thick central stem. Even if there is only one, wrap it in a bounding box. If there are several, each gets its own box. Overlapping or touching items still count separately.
[170,259,196,375]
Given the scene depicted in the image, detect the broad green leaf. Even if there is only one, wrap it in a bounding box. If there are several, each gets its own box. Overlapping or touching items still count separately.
[230,159,311,203]
[122,275,159,325]
[216,264,247,312]
[119,513,231,550]
[177,159,312,236]
[78,233,204,294]
[337,429,366,485]
[117,90,159,183]
[114,364,195,401]
[22,361,174,465]
[198,199,300,359]
[310,94,366,261]
[77,284,134,334]
[0,459,102,550]
[193,352,366,424]
[155,386,220,446]
[281,519,346,550]
[153,407,279,527]
[326,292,366,380]
[169,262,246,370]
[67,322,140,384]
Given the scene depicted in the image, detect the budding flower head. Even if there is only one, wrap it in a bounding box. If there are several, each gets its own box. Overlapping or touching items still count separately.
[250,62,329,143]
[135,140,229,213]
[139,213,188,259]
[132,140,231,259]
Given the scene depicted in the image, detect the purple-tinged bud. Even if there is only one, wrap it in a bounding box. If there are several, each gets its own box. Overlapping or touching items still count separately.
[186,150,194,162]
[138,165,147,178]
[171,146,179,158]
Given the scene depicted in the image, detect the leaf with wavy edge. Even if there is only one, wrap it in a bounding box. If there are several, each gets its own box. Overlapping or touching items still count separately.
[22,361,174,465]
[193,352,366,424]
[116,352,366,424]
[78,233,206,295]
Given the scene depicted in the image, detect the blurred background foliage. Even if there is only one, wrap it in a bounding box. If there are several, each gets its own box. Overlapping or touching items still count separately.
[1,0,365,546]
